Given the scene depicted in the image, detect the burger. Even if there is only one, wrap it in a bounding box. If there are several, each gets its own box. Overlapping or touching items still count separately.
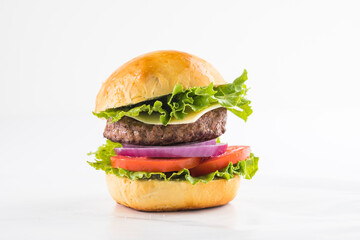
[88,50,259,211]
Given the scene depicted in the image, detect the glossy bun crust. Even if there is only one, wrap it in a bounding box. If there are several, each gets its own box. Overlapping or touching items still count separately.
[95,50,226,113]
[106,174,240,212]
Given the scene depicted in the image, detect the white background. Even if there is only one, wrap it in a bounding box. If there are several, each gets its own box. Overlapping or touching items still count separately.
[1,0,360,239]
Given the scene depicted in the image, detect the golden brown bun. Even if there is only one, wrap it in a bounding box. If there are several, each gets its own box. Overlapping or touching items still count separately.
[95,50,226,113]
[106,174,240,212]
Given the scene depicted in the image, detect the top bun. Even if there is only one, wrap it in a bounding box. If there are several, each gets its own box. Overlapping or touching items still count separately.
[95,50,226,113]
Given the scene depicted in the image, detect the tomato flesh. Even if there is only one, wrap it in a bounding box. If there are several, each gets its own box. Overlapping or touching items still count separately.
[111,155,201,173]
[111,146,250,176]
[189,146,251,177]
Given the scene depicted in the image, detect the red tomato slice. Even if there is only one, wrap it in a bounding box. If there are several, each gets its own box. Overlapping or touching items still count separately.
[190,146,251,177]
[111,155,202,173]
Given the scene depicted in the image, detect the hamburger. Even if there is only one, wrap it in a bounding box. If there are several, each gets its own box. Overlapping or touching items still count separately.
[88,50,259,211]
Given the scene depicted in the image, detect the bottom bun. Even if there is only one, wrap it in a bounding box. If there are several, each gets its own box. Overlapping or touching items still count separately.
[105,174,240,212]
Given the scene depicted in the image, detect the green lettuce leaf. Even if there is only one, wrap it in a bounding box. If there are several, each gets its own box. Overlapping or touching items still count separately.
[87,140,259,185]
[93,69,252,125]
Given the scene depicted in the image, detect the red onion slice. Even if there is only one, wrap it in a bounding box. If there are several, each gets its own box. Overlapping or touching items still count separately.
[114,143,227,158]
[121,138,217,148]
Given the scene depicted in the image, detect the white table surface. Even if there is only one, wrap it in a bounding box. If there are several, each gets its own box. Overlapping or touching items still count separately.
[2,176,360,240]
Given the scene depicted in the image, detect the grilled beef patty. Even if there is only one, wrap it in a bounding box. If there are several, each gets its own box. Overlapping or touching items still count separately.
[103,108,227,146]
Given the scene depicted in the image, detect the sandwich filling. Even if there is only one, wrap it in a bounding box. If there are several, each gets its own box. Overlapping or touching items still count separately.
[103,107,227,146]
[88,69,259,184]
[88,140,259,185]
[93,69,252,126]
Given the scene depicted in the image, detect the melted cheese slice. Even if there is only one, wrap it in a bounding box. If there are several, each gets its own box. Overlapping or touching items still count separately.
[130,104,222,125]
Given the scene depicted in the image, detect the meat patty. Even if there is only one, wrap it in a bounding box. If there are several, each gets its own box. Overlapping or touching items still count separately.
[103,108,227,146]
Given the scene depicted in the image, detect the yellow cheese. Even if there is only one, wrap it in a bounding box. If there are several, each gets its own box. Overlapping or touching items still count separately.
[130,104,222,125]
